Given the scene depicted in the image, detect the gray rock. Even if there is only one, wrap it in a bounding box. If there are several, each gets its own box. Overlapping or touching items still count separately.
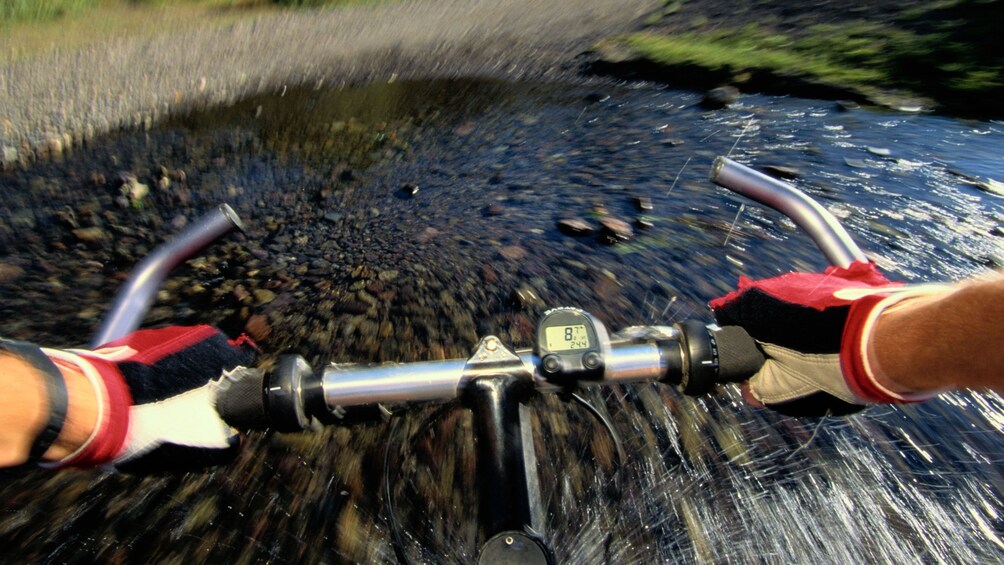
[499,245,527,261]
[511,285,543,309]
[599,216,633,243]
[0,262,26,283]
[73,226,108,244]
[701,86,740,110]
[760,165,800,180]
[836,100,860,112]
[557,218,594,237]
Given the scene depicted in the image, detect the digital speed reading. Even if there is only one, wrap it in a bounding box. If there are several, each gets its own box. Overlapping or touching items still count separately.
[536,308,609,377]
[544,324,590,351]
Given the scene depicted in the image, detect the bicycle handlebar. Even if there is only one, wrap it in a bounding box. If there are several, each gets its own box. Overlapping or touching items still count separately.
[217,320,765,432]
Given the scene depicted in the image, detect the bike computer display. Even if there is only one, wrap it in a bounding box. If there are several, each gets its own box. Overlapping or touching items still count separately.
[535,307,609,378]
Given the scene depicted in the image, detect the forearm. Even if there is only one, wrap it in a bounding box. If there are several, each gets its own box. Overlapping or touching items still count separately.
[871,275,1004,393]
[0,353,98,467]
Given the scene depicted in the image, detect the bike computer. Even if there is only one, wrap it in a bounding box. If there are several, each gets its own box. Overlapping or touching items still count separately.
[535,307,610,379]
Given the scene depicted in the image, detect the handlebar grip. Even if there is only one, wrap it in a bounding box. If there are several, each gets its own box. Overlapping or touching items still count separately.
[712,326,765,383]
[216,366,270,430]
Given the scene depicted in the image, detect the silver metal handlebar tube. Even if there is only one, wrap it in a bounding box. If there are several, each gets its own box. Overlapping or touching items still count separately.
[320,341,672,408]
[321,360,469,407]
[90,204,245,347]
[710,156,867,267]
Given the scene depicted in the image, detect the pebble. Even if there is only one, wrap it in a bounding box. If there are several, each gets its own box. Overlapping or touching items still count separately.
[975,178,1004,196]
[482,203,505,217]
[633,196,653,212]
[415,227,439,243]
[499,245,528,261]
[511,285,543,309]
[759,165,800,180]
[598,216,633,244]
[701,86,740,110]
[0,262,26,283]
[634,217,654,230]
[2,146,17,169]
[245,314,272,341]
[836,100,860,112]
[253,288,277,305]
[72,227,109,244]
[557,218,594,236]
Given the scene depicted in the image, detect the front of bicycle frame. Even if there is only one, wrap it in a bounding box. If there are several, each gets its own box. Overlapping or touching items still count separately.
[101,157,863,564]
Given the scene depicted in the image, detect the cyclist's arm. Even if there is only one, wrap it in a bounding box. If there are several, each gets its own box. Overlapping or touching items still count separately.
[872,274,1004,394]
[0,355,97,466]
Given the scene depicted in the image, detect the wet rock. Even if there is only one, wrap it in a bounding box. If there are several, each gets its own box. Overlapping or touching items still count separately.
[0,262,26,283]
[977,178,1004,197]
[634,217,654,230]
[499,245,527,261]
[584,92,610,104]
[233,284,252,303]
[377,269,399,282]
[47,137,64,158]
[454,121,477,137]
[836,100,860,112]
[598,217,633,244]
[482,203,505,217]
[415,227,439,244]
[701,86,740,110]
[115,172,149,204]
[253,289,277,305]
[867,146,892,157]
[323,212,344,224]
[659,138,685,147]
[633,196,653,212]
[73,227,108,244]
[335,299,370,315]
[481,264,498,284]
[245,314,271,341]
[844,158,868,168]
[511,285,543,310]
[557,218,594,237]
[398,183,420,197]
[2,146,17,170]
[759,165,800,180]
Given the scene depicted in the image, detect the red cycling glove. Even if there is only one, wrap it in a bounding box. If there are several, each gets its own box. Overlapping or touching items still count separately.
[41,325,256,473]
[711,261,948,416]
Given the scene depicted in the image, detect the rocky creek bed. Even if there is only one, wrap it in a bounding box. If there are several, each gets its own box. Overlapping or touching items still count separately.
[0,77,1002,562]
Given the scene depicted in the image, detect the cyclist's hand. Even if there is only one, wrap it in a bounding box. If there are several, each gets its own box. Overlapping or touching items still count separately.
[44,325,256,473]
[711,262,946,416]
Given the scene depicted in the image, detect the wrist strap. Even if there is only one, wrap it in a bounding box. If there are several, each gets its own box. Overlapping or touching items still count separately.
[0,339,68,461]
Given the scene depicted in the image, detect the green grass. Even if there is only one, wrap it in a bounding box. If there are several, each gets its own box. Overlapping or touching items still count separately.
[621,27,888,87]
[608,0,1003,115]
[0,0,99,23]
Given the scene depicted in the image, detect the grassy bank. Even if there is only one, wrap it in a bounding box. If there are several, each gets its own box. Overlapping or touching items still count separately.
[595,0,1003,117]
